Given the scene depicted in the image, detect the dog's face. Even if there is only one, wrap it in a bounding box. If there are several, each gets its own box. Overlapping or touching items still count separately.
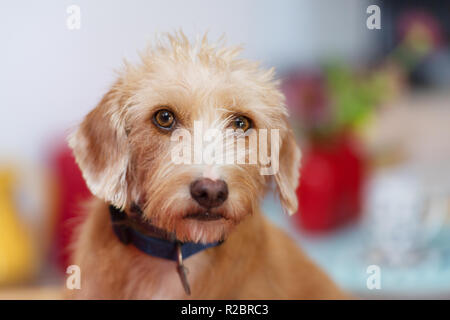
[70,34,300,243]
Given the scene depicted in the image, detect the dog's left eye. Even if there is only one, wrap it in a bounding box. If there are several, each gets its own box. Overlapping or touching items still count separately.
[153,109,175,130]
[231,115,252,132]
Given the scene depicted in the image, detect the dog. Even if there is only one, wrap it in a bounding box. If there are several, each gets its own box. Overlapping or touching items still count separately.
[67,32,345,299]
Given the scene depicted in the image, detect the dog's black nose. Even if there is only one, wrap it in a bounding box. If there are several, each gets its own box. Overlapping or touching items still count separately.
[190,178,228,209]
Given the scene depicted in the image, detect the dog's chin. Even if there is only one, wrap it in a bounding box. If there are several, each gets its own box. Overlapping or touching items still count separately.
[146,204,250,243]
[173,219,232,243]
[166,208,238,243]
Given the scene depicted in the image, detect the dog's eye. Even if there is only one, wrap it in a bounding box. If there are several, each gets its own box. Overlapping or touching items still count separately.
[153,109,175,130]
[231,116,252,132]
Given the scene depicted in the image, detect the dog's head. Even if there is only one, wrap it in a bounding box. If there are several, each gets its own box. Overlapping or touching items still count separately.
[69,33,300,243]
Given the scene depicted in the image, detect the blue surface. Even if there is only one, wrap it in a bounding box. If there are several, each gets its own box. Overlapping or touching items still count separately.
[261,191,450,297]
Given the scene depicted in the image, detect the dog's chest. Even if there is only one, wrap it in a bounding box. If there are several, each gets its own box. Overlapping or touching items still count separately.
[123,254,204,299]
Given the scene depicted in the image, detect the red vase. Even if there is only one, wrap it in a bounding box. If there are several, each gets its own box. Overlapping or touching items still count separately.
[295,134,365,232]
[50,142,91,270]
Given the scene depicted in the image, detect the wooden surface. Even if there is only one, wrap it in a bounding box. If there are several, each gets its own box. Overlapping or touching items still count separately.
[0,286,63,300]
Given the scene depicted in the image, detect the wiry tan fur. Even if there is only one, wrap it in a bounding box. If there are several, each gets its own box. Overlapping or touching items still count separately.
[68,32,346,299]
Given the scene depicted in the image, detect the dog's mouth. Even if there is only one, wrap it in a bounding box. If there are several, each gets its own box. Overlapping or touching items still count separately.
[183,211,225,221]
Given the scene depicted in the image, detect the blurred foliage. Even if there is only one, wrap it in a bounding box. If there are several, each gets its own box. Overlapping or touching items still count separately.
[320,62,390,138]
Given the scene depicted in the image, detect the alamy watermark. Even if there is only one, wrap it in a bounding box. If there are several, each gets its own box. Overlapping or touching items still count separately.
[169,121,280,176]
[366,5,381,30]
[366,265,381,290]
[66,5,81,30]
[66,265,81,290]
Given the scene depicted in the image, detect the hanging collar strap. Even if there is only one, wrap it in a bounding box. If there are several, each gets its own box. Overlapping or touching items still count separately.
[108,205,222,261]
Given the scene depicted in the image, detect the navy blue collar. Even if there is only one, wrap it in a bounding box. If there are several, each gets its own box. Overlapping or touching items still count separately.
[109,205,222,261]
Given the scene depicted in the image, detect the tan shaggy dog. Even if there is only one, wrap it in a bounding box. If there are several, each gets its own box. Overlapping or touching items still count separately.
[68,32,345,299]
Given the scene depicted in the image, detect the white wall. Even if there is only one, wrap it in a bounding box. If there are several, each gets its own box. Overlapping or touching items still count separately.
[0,0,374,161]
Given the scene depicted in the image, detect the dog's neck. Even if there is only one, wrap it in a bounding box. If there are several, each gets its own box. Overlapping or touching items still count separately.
[108,204,223,261]
[73,199,269,299]
[108,204,223,295]
[110,203,177,241]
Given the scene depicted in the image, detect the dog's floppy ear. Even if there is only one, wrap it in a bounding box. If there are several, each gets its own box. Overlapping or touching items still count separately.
[68,86,129,209]
[274,123,301,215]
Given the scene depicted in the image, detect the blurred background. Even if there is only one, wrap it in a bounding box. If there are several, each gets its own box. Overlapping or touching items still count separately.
[1,0,450,299]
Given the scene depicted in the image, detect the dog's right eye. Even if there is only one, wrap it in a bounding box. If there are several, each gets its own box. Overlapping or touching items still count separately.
[153,109,175,130]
